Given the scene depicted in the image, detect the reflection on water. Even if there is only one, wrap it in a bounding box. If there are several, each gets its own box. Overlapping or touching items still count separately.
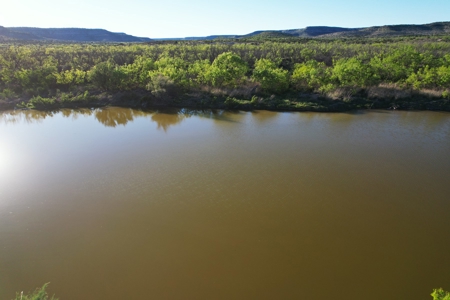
[0,108,450,300]
[250,110,279,123]
[4,108,449,133]
[0,109,57,124]
[0,107,241,131]
[150,110,190,132]
[95,108,141,127]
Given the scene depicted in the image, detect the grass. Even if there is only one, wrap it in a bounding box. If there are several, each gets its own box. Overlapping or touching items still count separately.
[13,283,57,300]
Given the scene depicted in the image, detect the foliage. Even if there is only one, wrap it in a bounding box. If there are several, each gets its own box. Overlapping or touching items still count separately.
[146,74,179,101]
[54,69,86,88]
[119,55,154,89]
[292,60,328,91]
[205,52,248,88]
[0,88,15,99]
[443,90,450,99]
[332,57,374,87]
[13,283,58,300]
[0,37,450,107]
[252,59,289,93]
[88,60,126,91]
[149,56,190,87]
[432,288,450,300]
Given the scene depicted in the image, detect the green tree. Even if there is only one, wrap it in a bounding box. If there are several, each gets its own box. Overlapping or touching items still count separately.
[436,66,450,87]
[205,52,248,88]
[187,59,211,87]
[120,56,155,89]
[332,57,374,87]
[54,69,87,89]
[252,58,289,93]
[369,47,434,83]
[88,61,126,91]
[148,56,190,87]
[291,60,329,91]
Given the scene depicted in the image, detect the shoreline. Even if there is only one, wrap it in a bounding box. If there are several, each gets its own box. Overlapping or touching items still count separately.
[1,91,449,113]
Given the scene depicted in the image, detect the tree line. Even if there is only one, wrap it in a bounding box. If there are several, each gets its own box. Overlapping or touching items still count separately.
[0,38,449,105]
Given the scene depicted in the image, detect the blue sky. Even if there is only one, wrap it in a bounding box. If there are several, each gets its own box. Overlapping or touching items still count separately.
[1,0,449,38]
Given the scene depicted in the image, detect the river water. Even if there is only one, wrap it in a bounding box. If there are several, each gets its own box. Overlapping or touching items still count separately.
[0,108,449,300]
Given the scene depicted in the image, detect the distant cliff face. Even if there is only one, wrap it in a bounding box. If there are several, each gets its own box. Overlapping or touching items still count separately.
[0,27,151,42]
[248,22,450,39]
[279,26,358,37]
[322,22,450,37]
[0,26,42,41]
[159,22,450,41]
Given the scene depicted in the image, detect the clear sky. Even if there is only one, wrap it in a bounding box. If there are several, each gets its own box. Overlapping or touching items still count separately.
[1,0,449,38]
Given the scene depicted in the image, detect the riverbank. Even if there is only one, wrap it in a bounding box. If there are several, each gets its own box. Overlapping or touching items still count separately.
[2,40,450,113]
[1,89,449,112]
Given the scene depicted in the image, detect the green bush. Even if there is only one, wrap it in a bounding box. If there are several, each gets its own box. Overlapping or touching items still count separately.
[252,59,289,93]
[59,91,95,103]
[443,90,450,99]
[205,52,248,88]
[405,64,450,89]
[436,66,450,87]
[369,46,434,83]
[406,66,437,89]
[27,95,56,108]
[332,57,374,87]
[187,59,211,87]
[13,283,58,300]
[292,60,329,91]
[120,56,155,89]
[0,88,15,99]
[88,61,126,91]
[54,69,87,89]
[432,288,450,300]
[148,56,191,88]
[146,74,179,101]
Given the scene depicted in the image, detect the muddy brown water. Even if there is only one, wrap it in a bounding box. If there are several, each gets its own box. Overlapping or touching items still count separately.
[0,108,449,300]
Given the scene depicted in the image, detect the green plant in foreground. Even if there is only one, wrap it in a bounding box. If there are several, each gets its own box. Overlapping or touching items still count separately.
[12,284,447,299]
[432,288,450,300]
[13,283,58,300]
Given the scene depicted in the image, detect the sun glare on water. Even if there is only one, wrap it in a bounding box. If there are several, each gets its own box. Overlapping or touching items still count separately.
[0,146,13,178]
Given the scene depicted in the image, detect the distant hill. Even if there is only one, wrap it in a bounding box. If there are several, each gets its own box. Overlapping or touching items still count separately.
[0,27,151,42]
[243,22,450,39]
[279,26,359,37]
[155,35,240,41]
[154,21,450,41]
[2,21,449,43]
[0,26,41,41]
[322,22,450,38]
[241,31,296,39]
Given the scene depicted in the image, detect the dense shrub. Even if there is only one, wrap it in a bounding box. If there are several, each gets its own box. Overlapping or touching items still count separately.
[252,59,289,93]
[332,57,374,87]
[119,56,154,89]
[146,74,179,101]
[291,60,329,91]
[1,38,450,102]
[205,52,248,88]
[432,288,450,300]
[88,61,126,91]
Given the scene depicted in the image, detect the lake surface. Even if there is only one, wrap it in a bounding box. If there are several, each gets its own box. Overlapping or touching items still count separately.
[0,108,449,300]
